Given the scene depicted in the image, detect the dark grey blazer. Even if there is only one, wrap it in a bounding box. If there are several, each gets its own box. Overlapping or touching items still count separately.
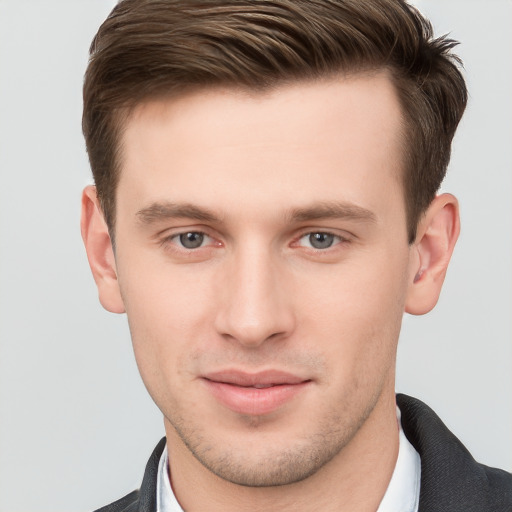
[94,395,512,511]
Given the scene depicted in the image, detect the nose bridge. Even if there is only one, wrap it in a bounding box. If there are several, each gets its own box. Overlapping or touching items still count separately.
[215,240,294,346]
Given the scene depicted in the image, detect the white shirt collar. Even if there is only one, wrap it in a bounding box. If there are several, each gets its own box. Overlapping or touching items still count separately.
[157,447,183,512]
[156,408,421,512]
[376,407,421,512]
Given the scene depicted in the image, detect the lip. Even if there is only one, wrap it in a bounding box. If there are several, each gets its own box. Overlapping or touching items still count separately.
[201,370,312,416]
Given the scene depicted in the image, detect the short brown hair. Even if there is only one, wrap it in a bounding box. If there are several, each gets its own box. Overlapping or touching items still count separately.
[83,0,467,243]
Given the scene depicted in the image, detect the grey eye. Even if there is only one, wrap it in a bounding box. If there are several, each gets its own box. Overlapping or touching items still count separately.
[308,232,335,249]
[179,232,205,249]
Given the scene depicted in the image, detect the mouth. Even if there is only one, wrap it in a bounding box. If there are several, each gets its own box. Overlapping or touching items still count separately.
[201,370,312,416]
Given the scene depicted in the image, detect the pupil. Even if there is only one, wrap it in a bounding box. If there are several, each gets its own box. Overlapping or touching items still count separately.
[180,232,204,249]
[309,233,334,249]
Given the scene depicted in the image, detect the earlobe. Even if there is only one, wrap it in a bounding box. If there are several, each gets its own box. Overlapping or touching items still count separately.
[81,185,125,314]
[405,193,460,315]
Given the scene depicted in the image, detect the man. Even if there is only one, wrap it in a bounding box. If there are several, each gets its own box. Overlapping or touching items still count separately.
[80,0,512,511]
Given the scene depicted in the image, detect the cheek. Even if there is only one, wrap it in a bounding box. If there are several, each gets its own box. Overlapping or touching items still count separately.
[296,250,409,375]
[119,248,213,327]
[116,256,216,387]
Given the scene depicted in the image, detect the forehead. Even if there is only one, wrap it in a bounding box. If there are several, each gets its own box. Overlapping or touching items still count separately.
[117,72,405,222]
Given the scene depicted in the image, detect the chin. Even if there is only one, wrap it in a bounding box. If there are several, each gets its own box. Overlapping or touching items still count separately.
[169,403,370,487]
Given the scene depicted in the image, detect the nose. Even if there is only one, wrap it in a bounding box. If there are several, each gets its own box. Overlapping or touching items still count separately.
[214,245,296,348]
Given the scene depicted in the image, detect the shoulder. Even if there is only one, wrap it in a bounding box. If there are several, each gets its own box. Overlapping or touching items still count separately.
[397,394,512,511]
[93,490,140,512]
[483,463,512,505]
[92,437,167,512]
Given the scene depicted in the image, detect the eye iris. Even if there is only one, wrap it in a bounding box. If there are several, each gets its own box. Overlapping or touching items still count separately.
[179,232,204,249]
[309,232,334,249]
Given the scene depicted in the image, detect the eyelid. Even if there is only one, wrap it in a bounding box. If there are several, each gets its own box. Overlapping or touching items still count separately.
[294,228,351,241]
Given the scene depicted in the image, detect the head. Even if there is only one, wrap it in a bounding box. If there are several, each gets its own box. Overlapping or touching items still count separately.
[81,0,466,498]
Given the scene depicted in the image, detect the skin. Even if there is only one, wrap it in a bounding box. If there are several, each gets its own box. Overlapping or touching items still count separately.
[82,71,460,511]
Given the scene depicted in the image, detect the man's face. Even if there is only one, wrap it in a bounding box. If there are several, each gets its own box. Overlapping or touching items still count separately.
[112,72,415,485]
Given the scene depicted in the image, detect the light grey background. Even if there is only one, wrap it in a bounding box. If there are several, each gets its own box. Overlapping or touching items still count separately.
[0,1,510,511]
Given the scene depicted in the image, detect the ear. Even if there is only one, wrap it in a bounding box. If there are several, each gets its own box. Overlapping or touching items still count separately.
[405,193,460,315]
[81,185,125,314]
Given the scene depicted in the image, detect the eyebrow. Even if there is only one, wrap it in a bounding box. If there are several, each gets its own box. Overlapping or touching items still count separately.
[136,202,220,224]
[136,200,377,226]
[288,201,377,224]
